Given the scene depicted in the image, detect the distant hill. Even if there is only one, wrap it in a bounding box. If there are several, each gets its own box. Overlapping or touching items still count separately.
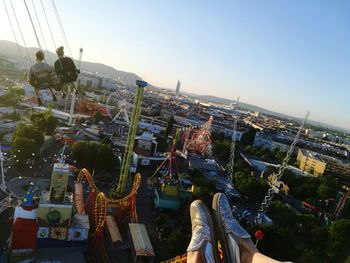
[198,95,233,105]
[0,40,141,84]
[2,40,348,134]
[197,95,350,134]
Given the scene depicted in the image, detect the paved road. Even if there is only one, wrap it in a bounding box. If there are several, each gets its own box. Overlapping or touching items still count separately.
[6,177,50,199]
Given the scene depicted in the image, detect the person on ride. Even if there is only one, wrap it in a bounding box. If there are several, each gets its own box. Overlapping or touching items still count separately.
[28,50,58,106]
[54,46,79,98]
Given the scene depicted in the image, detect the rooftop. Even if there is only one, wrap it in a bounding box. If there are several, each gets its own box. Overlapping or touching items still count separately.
[129,223,155,257]
[300,149,324,162]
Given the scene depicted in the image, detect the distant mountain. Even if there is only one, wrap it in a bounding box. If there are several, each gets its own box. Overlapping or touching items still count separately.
[0,40,141,84]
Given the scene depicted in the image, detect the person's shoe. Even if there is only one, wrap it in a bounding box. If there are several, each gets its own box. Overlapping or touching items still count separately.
[187,200,220,263]
[213,193,251,263]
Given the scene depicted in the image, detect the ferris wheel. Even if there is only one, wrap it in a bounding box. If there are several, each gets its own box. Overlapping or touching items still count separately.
[106,89,135,124]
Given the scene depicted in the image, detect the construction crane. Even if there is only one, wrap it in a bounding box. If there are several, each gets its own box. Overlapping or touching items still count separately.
[115,80,148,196]
[256,111,310,224]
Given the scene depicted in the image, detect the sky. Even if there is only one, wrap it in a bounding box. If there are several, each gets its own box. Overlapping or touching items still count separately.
[0,0,350,129]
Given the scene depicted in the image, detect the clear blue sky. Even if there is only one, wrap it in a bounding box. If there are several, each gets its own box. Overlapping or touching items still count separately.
[1,0,349,129]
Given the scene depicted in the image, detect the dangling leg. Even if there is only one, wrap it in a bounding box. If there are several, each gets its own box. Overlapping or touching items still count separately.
[187,200,219,263]
[34,87,43,106]
[48,87,57,102]
[64,84,71,112]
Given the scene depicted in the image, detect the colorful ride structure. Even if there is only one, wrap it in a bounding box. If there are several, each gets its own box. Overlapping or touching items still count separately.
[333,186,350,219]
[116,80,148,196]
[75,99,110,117]
[75,169,141,261]
[8,80,147,262]
[178,116,213,157]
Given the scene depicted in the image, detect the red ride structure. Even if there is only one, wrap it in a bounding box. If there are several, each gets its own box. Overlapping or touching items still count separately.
[179,116,213,156]
[75,169,141,262]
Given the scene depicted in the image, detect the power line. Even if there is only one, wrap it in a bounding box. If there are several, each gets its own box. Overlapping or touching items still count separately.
[2,0,24,68]
[31,0,51,63]
[40,0,57,50]
[23,0,42,50]
[9,0,31,66]
[51,0,73,58]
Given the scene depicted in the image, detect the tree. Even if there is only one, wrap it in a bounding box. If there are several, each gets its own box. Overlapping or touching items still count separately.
[30,108,58,135]
[267,201,298,228]
[9,87,25,96]
[72,141,94,169]
[165,115,174,137]
[240,127,257,146]
[96,144,115,171]
[327,219,350,262]
[274,149,285,162]
[296,249,319,263]
[289,176,320,201]
[13,124,44,149]
[254,225,299,260]
[31,113,46,130]
[12,137,37,160]
[72,141,116,172]
[0,88,23,107]
[234,172,268,200]
[3,111,21,121]
[280,169,295,184]
[213,140,231,165]
[318,184,336,200]
[310,225,329,259]
[156,135,168,152]
[92,112,104,124]
[45,115,58,135]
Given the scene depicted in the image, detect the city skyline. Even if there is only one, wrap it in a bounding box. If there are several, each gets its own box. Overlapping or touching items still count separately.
[0,0,349,129]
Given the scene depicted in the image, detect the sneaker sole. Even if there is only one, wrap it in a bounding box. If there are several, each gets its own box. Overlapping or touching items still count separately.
[196,200,220,263]
[212,193,240,263]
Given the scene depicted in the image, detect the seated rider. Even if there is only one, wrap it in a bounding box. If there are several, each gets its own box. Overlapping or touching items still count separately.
[28,50,58,106]
[54,46,79,97]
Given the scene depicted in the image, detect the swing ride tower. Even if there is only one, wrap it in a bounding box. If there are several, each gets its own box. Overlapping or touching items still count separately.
[115,80,148,196]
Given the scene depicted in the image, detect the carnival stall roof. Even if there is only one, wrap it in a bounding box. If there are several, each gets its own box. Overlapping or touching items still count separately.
[129,223,155,258]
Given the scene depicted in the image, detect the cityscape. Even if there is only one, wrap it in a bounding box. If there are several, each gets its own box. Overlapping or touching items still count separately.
[0,1,350,263]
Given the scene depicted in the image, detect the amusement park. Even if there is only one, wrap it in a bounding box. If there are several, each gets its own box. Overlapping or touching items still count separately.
[1,1,350,263]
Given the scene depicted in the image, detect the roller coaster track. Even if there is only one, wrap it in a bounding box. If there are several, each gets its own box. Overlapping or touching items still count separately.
[75,168,141,262]
[77,168,141,221]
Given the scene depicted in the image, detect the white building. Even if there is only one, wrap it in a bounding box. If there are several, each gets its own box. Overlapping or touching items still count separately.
[253,132,290,152]
[101,78,118,90]
[77,73,100,88]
